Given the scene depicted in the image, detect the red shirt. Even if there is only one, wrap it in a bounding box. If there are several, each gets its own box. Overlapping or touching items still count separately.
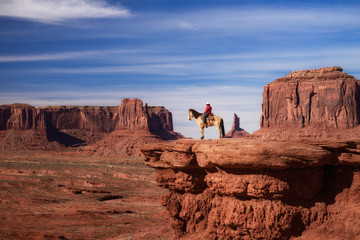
[204,105,212,114]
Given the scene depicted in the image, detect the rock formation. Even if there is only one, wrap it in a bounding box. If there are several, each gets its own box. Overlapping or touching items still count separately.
[142,139,360,239]
[142,67,360,239]
[0,98,182,153]
[254,66,360,139]
[225,113,249,138]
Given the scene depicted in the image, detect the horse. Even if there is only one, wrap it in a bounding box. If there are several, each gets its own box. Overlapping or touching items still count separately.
[188,109,225,139]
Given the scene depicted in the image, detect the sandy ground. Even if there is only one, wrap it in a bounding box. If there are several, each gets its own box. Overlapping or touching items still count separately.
[0,151,174,240]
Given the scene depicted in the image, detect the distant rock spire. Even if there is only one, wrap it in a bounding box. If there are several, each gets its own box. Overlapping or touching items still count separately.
[232,113,240,131]
[225,113,249,138]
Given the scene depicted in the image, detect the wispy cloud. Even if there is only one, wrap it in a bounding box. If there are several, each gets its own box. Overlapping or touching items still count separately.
[177,21,197,31]
[0,50,100,62]
[127,7,360,36]
[15,47,358,80]
[40,64,189,76]
[2,47,360,67]
[0,48,158,63]
[0,0,131,24]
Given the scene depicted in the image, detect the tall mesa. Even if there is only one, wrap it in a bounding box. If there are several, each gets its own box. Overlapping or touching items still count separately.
[256,66,360,139]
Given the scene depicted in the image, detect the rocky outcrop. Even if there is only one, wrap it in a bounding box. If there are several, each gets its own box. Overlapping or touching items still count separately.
[0,98,182,151]
[142,139,360,239]
[225,113,249,138]
[255,66,360,139]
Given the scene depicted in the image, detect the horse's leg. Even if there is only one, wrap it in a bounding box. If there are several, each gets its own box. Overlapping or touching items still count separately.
[216,124,221,139]
[200,125,204,140]
[196,119,205,140]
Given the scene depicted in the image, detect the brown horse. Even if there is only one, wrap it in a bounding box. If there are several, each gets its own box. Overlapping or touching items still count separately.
[188,109,225,139]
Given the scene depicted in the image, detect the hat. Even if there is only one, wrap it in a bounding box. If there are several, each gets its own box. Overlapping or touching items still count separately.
[206,101,210,105]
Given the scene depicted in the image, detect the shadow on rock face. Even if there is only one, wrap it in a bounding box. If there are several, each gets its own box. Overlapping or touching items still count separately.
[46,128,86,147]
[320,165,355,205]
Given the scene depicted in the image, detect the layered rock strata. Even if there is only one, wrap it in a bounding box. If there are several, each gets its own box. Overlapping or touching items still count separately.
[0,99,175,135]
[255,66,360,139]
[0,98,182,151]
[142,139,360,239]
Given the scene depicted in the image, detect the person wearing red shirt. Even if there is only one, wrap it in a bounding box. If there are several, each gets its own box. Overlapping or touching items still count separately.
[203,102,212,126]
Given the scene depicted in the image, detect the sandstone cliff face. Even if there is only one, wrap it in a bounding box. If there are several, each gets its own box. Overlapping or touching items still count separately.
[42,105,119,133]
[147,105,177,140]
[225,113,249,138]
[0,98,182,151]
[117,98,148,130]
[0,104,40,131]
[142,139,360,239]
[256,66,360,139]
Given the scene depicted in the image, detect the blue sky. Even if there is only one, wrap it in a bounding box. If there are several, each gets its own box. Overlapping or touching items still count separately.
[0,0,359,139]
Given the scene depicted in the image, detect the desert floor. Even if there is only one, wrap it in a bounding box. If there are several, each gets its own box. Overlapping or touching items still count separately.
[0,151,174,240]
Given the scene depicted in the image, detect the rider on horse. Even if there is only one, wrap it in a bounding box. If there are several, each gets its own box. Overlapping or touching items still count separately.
[203,102,212,127]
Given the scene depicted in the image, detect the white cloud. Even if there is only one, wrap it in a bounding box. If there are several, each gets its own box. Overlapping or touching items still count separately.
[133,7,360,36]
[0,50,99,62]
[178,21,197,31]
[39,64,188,76]
[0,48,157,63]
[0,0,131,23]
[19,46,359,80]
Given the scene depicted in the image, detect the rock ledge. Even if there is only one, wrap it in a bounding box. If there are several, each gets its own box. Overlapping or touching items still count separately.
[142,138,360,239]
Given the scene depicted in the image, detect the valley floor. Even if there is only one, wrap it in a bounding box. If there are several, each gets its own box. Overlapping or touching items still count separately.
[0,151,174,240]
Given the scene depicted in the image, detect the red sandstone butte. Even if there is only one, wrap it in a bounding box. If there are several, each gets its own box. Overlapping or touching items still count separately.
[225,113,249,138]
[254,66,360,139]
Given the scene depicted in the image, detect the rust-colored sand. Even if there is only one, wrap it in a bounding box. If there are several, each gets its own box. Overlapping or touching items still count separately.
[0,151,174,240]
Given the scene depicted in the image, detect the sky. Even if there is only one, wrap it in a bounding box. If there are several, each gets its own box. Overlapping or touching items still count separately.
[0,0,360,139]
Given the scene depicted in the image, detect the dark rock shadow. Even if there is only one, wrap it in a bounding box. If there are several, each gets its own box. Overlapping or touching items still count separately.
[318,165,354,205]
[46,128,86,147]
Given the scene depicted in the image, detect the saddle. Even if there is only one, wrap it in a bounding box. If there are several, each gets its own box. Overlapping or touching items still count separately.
[202,113,214,126]
[208,113,214,120]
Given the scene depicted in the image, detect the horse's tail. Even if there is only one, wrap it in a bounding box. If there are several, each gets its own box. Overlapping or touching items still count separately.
[220,118,225,138]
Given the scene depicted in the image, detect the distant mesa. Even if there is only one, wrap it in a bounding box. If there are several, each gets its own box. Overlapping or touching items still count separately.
[0,98,183,155]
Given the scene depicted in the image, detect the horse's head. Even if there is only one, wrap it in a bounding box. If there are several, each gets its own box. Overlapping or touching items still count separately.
[188,109,193,120]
